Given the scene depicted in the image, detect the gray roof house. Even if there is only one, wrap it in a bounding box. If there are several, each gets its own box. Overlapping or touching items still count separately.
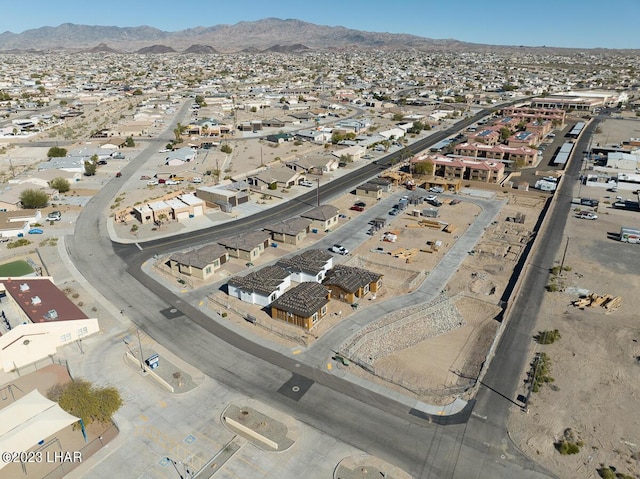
[227,265,292,307]
[169,244,229,281]
[263,217,312,245]
[276,249,333,283]
[300,205,340,232]
[217,231,270,261]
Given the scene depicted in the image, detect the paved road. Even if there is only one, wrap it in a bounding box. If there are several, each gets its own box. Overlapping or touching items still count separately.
[67,100,557,478]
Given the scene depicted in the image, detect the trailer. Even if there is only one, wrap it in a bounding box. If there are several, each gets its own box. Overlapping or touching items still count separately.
[620,227,640,243]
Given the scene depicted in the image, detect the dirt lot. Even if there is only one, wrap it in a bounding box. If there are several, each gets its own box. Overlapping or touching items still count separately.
[507,118,640,479]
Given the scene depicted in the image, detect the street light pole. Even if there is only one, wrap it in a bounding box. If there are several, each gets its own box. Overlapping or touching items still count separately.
[316,178,320,207]
[137,329,146,372]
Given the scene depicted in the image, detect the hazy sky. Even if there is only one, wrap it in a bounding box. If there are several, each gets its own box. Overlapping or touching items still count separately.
[2,0,638,49]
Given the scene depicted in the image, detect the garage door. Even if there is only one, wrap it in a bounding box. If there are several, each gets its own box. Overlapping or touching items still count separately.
[193,205,203,216]
[177,211,190,220]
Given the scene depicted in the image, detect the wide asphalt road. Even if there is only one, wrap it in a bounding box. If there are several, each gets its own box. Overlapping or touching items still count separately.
[68,100,555,478]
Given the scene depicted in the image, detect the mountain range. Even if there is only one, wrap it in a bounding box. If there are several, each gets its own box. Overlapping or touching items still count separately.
[0,18,633,54]
[0,18,505,54]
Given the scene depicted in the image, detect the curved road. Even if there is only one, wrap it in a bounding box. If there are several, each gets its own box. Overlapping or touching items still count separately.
[68,100,555,478]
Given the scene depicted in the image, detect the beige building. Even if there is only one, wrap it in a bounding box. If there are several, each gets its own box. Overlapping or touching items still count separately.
[301,205,340,232]
[169,244,229,281]
[217,231,271,261]
[0,277,100,372]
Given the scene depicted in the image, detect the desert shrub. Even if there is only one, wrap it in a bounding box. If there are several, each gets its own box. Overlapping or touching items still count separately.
[534,329,561,344]
[7,239,31,249]
[556,440,580,455]
[526,353,553,393]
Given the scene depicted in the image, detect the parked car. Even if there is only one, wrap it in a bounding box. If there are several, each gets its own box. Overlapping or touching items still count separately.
[115,172,122,178]
[299,180,314,187]
[97,160,108,165]
[140,175,151,180]
[350,205,365,212]
[354,201,366,208]
[28,228,43,234]
[330,244,349,255]
[425,195,438,202]
[147,180,159,186]
[429,186,444,193]
[47,211,61,221]
[576,212,598,220]
[389,209,399,216]
[165,180,179,185]
[191,177,202,184]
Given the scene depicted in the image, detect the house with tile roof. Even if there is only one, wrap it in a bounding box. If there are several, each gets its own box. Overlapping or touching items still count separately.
[270,282,330,330]
[275,249,333,283]
[323,265,382,304]
[169,244,229,281]
[263,217,312,245]
[227,265,291,306]
[300,205,340,232]
[217,231,270,261]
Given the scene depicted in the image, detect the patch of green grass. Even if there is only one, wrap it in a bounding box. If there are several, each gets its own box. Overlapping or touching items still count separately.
[0,260,34,276]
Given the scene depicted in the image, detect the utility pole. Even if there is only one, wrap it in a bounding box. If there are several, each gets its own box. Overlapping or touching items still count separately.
[559,237,569,273]
[316,178,320,207]
[137,329,146,373]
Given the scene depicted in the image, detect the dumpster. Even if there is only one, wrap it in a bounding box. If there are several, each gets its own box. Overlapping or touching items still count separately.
[145,354,159,369]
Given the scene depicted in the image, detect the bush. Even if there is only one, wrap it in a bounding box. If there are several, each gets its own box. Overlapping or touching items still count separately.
[220,144,232,154]
[7,239,31,249]
[597,465,634,479]
[526,353,553,393]
[534,329,561,344]
[47,146,67,158]
[555,440,581,455]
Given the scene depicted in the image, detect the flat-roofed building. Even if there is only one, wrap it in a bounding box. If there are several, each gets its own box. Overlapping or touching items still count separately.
[0,277,100,372]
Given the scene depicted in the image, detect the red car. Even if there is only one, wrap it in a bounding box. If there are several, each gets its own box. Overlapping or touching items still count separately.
[350,205,365,212]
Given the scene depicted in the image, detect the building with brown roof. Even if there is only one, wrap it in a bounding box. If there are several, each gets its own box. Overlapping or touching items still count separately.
[169,244,229,281]
[263,217,312,245]
[217,231,270,261]
[270,282,330,330]
[300,205,340,232]
[323,265,382,304]
[0,277,99,372]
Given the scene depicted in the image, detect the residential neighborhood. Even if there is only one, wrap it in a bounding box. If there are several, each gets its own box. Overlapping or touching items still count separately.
[0,24,639,479]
